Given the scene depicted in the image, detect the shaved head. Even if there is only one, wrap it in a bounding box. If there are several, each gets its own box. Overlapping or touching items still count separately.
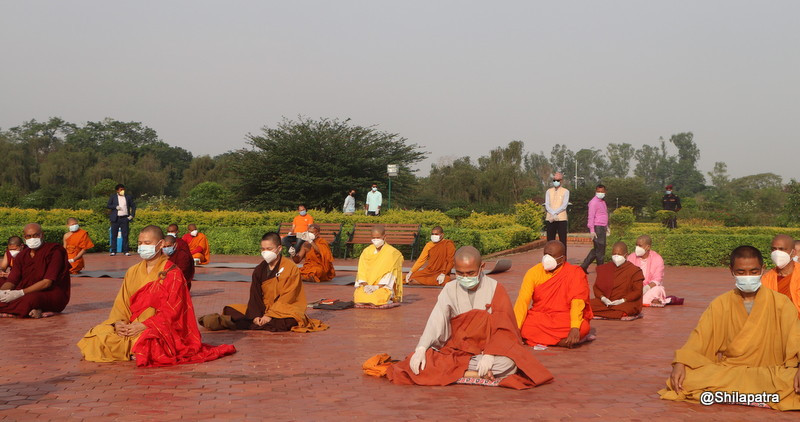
[7,236,22,246]
[23,223,42,238]
[432,226,444,235]
[453,246,484,280]
[543,240,566,257]
[636,235,652,247]
[67,217,78,224]
[371,225,386,237]
[308,224,320,233]
[771,234,794,252]
[140,225,164,241]
[187,224,197,231]
[167,224,179,232]
[611,241,628,256]
[163,235,176,246]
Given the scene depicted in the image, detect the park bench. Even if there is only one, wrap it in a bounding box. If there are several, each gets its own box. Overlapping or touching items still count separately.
[344,223,421,260]
[278,222,344,255]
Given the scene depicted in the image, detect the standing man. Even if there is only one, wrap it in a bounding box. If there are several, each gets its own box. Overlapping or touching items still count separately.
[343,190,356,215]
[366,184,382,216]
[107,183,135,256]
[662,184,681,229]
[581,184,609,273]
[544,172,570,255]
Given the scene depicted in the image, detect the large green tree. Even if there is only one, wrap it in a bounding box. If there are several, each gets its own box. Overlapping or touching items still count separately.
[235,117,426,210]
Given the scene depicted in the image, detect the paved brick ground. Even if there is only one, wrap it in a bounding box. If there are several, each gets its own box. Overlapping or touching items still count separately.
[1,246,797,421]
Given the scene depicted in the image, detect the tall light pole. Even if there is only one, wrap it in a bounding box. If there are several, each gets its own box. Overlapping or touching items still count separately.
[387,164,398,210]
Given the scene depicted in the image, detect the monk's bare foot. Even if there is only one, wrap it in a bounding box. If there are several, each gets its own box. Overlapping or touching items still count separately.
[29,309,42,319]
[652,298,662,305]
[463,370,480,378]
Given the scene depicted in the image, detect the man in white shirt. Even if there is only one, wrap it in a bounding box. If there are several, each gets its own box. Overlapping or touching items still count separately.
[544,172,570,255]
[106,184,135,256]
[365,184,382,216]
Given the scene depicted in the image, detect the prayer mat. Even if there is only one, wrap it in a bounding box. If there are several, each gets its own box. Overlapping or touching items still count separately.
[486,259,512,275]
[303,276,355,286]
[193,272,251,282]
[310,299,355,310]
[72,270,126,279]
[354,302,401,309]
[200,262,258,269]
[455,377,501,387]
[592,314,643,321]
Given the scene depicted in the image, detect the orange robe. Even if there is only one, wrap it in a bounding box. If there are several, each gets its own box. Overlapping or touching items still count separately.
[65,229,95,274]
[299,238,336,282]
[183,233,210,265]
[409,240,456,286]
[762,265,800,318]
[514,262,593,346]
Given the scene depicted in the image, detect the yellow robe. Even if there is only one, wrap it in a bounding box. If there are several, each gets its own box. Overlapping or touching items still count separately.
[76,256,167,362]
[354,243,404,305]
[659,287,800,410]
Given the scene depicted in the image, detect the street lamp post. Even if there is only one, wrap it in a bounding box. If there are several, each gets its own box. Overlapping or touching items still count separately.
[387,164,398,210]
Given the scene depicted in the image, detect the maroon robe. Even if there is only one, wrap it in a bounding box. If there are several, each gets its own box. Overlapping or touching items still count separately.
[387,284,554,390]
[590,261,644,319]
[0,242,70,316]
[168,238,195,290]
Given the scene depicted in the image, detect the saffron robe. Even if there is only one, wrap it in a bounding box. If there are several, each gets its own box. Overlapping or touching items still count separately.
[0,243,70,316]
[299,237,336,282]
[385,278,554,389]
[658,288,800,411]
[354,243,404,305]
[218,257,328,332]
[168,238,195,290]
[0,250,17,284]
[762,266,800,318]
[409,239,456,286]
[64,228,94,274]
[627,251,671,305]
[514,262,593,346]
[77,255,235,367]
[590,261,645,319]
[183,232,210,265]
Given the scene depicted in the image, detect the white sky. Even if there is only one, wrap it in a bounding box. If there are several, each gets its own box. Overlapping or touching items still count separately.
[1,1,798,180]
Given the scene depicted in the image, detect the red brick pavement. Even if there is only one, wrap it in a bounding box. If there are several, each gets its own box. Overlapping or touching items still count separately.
[1,246,797,421]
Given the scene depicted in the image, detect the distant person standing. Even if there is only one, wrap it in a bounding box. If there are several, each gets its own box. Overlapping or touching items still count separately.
[544,173,570,255]
[365,184,382,216]
[107,184,135,256]
[343,190,356,215]
[581,184,609,273]
[662,184,681,229]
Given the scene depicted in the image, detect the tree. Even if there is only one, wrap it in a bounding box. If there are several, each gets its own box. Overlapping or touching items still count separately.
[185,182,234,211]
[669,132,705,194]
[574,148,609,184]
[707,162,730,188]
[605,143,635,178]
[235,117,426,210]
[633,139,676,190]
[549,144,575,183]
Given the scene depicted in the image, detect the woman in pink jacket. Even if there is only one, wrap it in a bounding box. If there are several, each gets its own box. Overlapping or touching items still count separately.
[626,235,672,306]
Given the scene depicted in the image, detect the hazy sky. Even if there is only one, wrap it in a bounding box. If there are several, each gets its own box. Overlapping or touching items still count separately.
[2,1,798,181]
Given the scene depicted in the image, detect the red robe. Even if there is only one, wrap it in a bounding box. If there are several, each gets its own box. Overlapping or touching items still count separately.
[590,261,644,318]
[129,262,236,367]
[520,263,592,346]
[387,284,554,389]
[168,238,195,290]
[0,243,70,316]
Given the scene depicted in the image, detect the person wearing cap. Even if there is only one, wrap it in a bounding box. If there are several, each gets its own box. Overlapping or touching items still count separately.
[661,185,681,229]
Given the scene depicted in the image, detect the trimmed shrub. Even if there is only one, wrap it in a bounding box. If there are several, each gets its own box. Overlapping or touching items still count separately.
[514,200,545,233]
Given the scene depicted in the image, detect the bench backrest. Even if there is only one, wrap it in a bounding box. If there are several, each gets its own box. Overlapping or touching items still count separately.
[278,222,342,243]
[348,223,420,246]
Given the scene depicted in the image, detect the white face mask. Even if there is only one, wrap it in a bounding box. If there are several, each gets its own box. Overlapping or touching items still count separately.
[595,192,606,199]
[771,250,792,269]
[261,250,278,264]
[372,187,377,192]
[372,238,385,248]
[794,256,799,263]
[542,254,560,271]
[68,224,80,232]
[9,250,20,258]
[635,246,647,257]
[190,230,199,237]
[167,232,178,238]
[734,274,762,293]
[552,180,561,187]
[611,255,626,267]
[307,232,316,241]
[25,238,42,250]
[138,243,159,260]
[430,234,441,243]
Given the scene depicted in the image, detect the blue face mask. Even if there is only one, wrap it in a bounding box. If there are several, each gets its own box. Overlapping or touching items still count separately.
[162,246,176,256]
[457,273,481,290]
[299,210,307,216]
[553,180,561,187]
[734,274,762,293]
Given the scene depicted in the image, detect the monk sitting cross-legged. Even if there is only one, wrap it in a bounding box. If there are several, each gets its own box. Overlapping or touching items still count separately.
[291,224,336,283]
[198,232,328,332]
[0,224,71,318]
[162,234,194,289]
[182,224,210,265]
[77,225,235,367]
[0,236,24,284]
[376,246,554,389]
[659,245,800,411]
[761,234,800,317]
[514,240,593,348]
[353,225,404,306]
[406,226,455,286]
[63,217,94,274]
[590,242,645,319]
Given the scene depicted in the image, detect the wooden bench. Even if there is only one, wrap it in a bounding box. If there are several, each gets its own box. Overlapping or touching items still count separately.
[344,223,421,260]
[278,222,343,255]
